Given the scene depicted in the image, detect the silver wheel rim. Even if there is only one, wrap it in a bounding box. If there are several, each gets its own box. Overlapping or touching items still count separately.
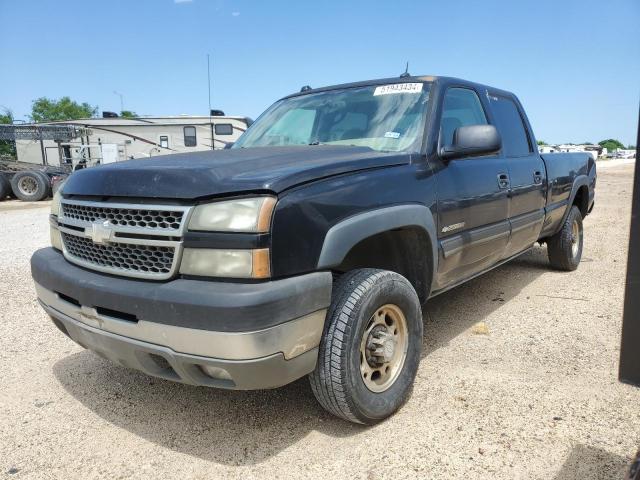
[359,304,409,393]
[18,176,39,196]
[571,219,581,258]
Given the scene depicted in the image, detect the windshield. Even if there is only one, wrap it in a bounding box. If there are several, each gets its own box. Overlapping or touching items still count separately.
[233,83,430,153]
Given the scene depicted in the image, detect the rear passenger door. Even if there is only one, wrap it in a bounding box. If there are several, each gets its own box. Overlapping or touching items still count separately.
[489,94,546,257]
[434,87,510,288]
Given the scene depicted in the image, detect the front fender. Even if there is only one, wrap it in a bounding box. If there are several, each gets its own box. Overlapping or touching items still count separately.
[317,204,438,276]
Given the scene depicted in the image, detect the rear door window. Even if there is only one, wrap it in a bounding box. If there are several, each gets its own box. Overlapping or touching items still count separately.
[490,96,532,157]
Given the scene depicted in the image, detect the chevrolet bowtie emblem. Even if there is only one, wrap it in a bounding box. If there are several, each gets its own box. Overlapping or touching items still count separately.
[86,220,113,245]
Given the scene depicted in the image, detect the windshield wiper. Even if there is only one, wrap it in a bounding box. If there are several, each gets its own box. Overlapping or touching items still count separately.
[308,141,324,146]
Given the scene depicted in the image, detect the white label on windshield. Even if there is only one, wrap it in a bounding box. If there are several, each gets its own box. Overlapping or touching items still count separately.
[373,83,423,96]
[384,131,401,139]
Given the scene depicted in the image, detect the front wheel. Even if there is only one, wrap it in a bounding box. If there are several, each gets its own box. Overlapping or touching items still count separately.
[309,269,423,424]
[547,205,583,271]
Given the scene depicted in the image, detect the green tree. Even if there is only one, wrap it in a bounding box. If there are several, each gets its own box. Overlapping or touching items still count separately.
[536,140,547,146]
[120,110,138,118]
[30,96,97,122]
[0,109,16,157]
[598,138,625,151]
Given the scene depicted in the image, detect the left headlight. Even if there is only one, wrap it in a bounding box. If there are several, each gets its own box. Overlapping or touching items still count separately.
[188,196,276,232]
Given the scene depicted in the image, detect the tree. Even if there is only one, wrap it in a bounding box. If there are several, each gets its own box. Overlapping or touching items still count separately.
[598,138,625,152]
[30,96,97,123]
[120,110,138,118]
[537,140,547,146]
[0,109,16,157]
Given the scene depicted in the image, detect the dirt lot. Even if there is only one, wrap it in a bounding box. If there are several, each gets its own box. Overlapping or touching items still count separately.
[1,162,638,479]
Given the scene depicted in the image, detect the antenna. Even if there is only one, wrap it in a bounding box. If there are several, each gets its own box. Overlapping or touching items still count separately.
[400,62,411,78]
[207,53,214,150]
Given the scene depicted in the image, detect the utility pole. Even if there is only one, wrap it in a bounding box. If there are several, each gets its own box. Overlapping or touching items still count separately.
[113,91,124,113]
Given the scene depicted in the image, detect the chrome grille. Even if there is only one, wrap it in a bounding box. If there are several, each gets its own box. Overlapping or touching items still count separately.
[61,233,175,275]
[57,199,191,280]
[61,203,184,231]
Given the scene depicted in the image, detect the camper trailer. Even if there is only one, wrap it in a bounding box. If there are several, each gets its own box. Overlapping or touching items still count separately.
[15,114,251,166]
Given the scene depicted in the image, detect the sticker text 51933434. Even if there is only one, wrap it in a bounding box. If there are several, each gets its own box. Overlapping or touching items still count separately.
[373,83,423,96]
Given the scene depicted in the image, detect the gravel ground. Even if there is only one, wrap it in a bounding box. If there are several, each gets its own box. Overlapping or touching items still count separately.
[1,162,638,479]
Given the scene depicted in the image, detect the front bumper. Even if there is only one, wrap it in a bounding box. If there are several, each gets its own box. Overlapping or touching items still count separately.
[32,248,332,389]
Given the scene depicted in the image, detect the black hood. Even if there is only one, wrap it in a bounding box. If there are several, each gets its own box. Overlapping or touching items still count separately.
[62,145,410,200]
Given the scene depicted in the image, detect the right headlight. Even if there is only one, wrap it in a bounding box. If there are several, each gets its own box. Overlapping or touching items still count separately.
[50,185,63,217]
[50,180,65,251]
[188,196,276,232]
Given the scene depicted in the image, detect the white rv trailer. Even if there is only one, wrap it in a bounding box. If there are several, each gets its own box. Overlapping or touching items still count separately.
[15,114,251,166]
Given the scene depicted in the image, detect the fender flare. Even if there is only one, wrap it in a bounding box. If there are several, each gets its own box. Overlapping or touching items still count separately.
[557,175,590,232]
[317,204,438,279]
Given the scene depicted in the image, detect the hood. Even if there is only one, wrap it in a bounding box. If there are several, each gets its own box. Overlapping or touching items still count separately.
[62,145,410,200]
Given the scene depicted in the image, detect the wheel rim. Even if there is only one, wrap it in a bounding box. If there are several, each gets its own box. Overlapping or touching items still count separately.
[18,176,39,196]
[359,304,409,393]
[571,219,581,257]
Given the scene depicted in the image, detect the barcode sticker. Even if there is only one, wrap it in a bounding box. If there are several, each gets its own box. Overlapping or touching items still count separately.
[373,83,423,96]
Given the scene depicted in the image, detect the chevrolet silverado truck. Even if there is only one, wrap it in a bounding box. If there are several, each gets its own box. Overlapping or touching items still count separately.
[31,75,595,424]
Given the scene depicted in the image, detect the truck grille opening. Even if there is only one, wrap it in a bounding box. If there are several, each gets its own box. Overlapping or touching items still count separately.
[61,233,175,276]
[61,203,184,231]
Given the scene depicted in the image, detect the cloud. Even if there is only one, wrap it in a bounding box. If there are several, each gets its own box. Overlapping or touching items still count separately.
[174,0,193,4]
[231,11,240,16]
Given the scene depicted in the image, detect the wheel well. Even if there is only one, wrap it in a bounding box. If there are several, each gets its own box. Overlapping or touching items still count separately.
[334,227,432,304]
[573,185,589,217]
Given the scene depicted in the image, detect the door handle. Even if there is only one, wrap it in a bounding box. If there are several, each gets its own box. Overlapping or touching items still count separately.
[497,173,510,189]
[533,171,543,184]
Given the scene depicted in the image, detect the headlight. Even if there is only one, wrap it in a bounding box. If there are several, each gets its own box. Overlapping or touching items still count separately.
[188,196,276,232]
[51,188,63,217]
[179,248,270,278]
[50,182,65,250]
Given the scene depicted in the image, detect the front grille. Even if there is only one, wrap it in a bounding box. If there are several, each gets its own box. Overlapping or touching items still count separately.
[57,200,190,280]
[61,203,184,231]
[61,233,176,276]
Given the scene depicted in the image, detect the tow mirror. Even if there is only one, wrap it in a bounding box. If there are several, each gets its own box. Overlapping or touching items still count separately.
[440,124,501,161]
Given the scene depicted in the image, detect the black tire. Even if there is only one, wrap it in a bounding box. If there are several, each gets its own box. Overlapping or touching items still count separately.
[34,170,52,198]
[10,171,49,201]
[0,173,10,200]
[547,205,583,271]
[309,268,423,424]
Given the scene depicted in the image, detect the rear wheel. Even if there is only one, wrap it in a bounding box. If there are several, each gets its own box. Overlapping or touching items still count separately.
[547,205,583,271]
[10,171,49,201]
[309,268,423,424]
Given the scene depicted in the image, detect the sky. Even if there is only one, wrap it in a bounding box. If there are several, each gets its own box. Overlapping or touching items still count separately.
[0,0,638,146]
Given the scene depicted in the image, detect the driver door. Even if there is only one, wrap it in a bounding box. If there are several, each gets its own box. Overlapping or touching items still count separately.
[434,87,510,288]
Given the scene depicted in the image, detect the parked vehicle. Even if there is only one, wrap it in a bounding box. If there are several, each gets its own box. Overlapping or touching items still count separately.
[31,75,596,424]
[0,160,68,201]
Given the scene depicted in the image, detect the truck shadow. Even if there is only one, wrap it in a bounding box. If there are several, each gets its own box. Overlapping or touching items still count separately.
[53,245,555,466]
[53,353,364,465]
[422,245,551,358]
[552,444,631,479]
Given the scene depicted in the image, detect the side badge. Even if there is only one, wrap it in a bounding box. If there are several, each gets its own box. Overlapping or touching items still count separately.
[442,222,465,233]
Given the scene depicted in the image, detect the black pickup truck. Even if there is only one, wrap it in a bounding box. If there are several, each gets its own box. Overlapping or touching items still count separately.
[31,75,595,424]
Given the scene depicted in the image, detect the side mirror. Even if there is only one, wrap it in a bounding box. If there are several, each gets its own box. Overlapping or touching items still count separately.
[440,124,501,161]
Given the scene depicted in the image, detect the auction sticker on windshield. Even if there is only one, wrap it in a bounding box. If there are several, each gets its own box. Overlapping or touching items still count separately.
[373,83,423,96]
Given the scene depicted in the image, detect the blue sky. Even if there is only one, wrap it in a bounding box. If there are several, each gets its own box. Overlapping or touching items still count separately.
[1,0,638,145]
